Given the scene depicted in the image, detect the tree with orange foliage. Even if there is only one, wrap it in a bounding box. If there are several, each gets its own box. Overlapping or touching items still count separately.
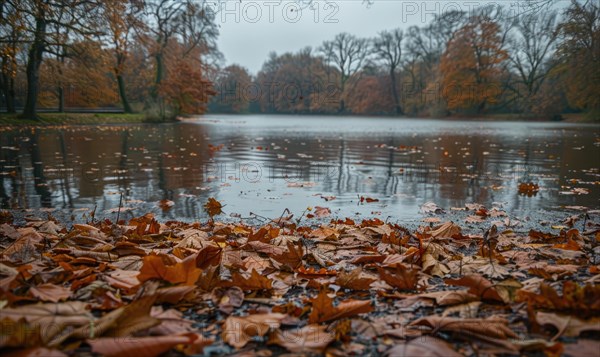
[440,15,508,114]
[210,64,253,113]
[159,56,215,116]
[39,41,118,108]
[347,74,395,114]
[101,0,145,113]
[555,1,600,118]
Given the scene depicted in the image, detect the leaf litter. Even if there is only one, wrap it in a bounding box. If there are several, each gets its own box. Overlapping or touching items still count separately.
[0,198,599,356]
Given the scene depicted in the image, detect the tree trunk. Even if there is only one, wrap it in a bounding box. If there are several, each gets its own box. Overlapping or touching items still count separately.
[339,99,345,113]
[117,74,133,113]
[1,72,16,113]
[338,78,346,113]
[22,17,46,119]
[57,48,65,113]
[390,68,403,115]
[58,87,65,112]
[153,53,164,100]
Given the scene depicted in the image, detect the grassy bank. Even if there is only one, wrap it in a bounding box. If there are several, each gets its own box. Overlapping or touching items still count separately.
[0,112,171,126]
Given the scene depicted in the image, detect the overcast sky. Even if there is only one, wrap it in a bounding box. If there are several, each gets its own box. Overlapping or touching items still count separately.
[213,0,568,74]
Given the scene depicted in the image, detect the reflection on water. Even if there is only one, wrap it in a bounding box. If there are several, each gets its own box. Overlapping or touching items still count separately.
[1,115,599,221]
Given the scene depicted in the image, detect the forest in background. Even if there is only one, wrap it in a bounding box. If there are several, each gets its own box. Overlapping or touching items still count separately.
[210,1,599,120]
[1,1,599,121]
[1,0,220,120]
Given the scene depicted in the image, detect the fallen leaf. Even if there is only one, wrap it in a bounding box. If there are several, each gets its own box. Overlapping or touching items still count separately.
[204,198,223,218]
[29,284,71,303]
[308,289,373,324]
[0,302,91,345]
[411,315,518,339]
[88,333,200,357]
[445,274,507,303]
[269,324,334,353]
[384,337,462,357]
[378,266,421,291]
[536,312,600,338]
[137,253,201,286]
[222,313,286,349]
[225,269,272,291]
[336,267,376,291]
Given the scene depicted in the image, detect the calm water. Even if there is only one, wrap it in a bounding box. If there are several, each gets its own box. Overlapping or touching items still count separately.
[1,115,599,222]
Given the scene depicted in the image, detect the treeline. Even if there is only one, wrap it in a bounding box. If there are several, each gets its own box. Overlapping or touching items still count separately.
[209,1,599,120]
[0,0,220,120]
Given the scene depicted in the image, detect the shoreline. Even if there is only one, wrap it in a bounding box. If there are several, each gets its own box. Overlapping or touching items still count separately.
[0,112,177,127]
[1,112,597,127]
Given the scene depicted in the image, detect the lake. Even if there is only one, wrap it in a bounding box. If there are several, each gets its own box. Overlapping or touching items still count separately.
[1,115,599,225]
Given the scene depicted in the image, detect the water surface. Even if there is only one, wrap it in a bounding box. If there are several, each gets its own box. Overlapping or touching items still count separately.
[1,115,599,223]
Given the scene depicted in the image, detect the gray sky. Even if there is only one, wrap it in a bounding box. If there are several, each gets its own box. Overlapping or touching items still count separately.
[214,0,568,74]
[216,0,432,73]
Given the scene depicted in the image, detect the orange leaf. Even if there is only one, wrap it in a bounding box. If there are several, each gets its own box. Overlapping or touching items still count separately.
[335,268,375,291]
[88,333,200,357]
[552,238,580,251]
[308,289,372,324]
[377,266,421,291]
[225,269,272,291]
[445,274,505,303]
[138,253,202,286]
[272,241,304,271]
[222,313,286,349]
[204,198,223,218]
[298,266,337,276]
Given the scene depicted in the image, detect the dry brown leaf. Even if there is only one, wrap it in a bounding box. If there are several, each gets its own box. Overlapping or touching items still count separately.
[308,289,373,324]
[0,302,91,346]
[336,267,376,291]
[445,274,505,303]
[384,337,462,357]
[29,284,71,303]
[429,221,461,238]
[516,281,600,316]
[411,315,518,339]
[148,307,195,336]
[222,269,271,291]
[272,241,304,271]
[563,339,600,357]
[88,333,200,357]
[212,287,244,314]
[418,290,479,306]
[222,313,286,349]
[268,324,334,353]
[204,197,223,218]
[536,312,600,338]
[137,253,201,286]
[377,266,421,291]
[1,347,68,357]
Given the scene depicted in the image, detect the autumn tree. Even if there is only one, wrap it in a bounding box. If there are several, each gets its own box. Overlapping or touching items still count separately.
[404,11,466,115]
[158,44,214,116]
[4,0,103,119]
[372,29,404,115]
[346,73,395,114]
[319,33,370,113]
[210,64,253,113]
[506,11,559,114]
[37,39,117,108]
[100,0,145,113]
[144,0,219,119]
[256,48,333,114]
[0,1,25,113]
[555,0,600,117]
[440,15,509,114]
